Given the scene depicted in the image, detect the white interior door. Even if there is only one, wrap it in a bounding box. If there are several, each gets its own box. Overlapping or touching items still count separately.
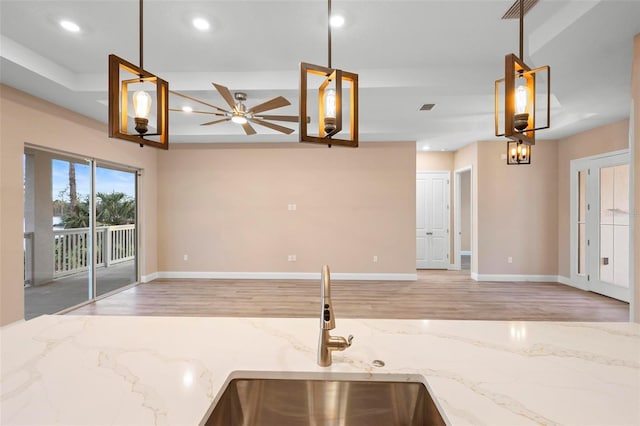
[571,151,630,302]
[416,172,450,269]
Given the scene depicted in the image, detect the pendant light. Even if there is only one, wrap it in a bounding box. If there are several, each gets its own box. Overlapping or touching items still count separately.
[299,0,358,147]
[495,0,550,164]
[108,0,169,149]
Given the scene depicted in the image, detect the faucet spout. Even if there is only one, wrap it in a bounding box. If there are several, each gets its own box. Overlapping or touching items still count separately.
[320,264,335,330]
[318,265,353,367]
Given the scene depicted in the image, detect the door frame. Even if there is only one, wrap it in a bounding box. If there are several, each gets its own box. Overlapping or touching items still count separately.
[569,149,630,301]
[453,166,473,272]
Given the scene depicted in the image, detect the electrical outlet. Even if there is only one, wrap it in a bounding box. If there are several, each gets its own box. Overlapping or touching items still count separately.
[507,256,513,264]
[373,255,378,263]
[287,203,297,211]
[183,254,188,261]
[288,255,297,262]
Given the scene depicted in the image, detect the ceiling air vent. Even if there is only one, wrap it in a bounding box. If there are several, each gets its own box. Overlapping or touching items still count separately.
[502,0,539,19]
[419,104,436,111]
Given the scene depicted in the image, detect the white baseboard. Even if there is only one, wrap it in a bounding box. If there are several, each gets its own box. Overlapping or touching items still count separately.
[155,271,417,281]
[448,264,461,271]
[141,272,159,283]
[461,250,472,256]
[473,274,561,282]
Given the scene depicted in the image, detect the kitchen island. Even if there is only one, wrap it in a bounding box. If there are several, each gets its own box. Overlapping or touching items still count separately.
[1,315,639,425]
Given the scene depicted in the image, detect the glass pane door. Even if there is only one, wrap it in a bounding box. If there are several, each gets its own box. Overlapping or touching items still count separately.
[577,170,587,276]
[24,149,92,319]
[571,152,630,303]
[599,164,629,288]
[95,164,137,297]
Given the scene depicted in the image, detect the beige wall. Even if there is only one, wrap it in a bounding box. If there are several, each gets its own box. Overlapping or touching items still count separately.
[0,85,159,325]
[476,139,558,276]
[157,142,416,274]
[416,151,453,172]
[633,33,640,322]
[556,119,631,278]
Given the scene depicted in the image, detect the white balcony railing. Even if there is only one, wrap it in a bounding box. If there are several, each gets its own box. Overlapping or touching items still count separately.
[53,225,135,277]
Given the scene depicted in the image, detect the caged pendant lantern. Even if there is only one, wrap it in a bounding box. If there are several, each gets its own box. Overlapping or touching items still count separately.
[495,0,550,164]
[108,0,169,149]
[299,0,358,148]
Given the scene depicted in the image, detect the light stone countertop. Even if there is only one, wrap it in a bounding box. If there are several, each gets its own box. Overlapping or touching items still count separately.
[1,315,639,425]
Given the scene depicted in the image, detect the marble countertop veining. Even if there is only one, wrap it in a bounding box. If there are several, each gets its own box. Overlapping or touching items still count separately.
[1,315,639,425]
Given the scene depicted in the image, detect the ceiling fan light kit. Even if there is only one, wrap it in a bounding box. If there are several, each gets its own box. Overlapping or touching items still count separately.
[299,0,359,148]
[495,0,550,164]
[108,0,169,149]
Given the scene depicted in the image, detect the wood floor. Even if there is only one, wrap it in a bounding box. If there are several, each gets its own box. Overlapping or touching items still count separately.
[68,269,629,321]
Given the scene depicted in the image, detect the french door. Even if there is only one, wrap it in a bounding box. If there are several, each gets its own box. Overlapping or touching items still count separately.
[416,172,450,269]
[570,151,630,302]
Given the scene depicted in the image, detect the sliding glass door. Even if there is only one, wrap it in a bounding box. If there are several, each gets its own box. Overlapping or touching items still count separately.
[23,147,139,319]
[24,150,92,319]
[95,163,137,297]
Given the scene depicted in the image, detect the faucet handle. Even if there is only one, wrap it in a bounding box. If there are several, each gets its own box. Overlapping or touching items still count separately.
[347,335,354,347]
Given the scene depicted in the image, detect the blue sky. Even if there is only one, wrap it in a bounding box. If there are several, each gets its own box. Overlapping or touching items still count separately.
[52,160,135,200]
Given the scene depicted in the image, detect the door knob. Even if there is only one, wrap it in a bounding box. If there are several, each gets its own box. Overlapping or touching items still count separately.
[426,232,433,235]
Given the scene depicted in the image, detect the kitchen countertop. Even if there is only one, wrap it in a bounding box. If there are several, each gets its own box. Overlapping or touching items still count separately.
[1,315,639,425]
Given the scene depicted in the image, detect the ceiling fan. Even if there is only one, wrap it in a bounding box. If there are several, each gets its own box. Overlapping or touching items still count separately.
[170,83,304,135]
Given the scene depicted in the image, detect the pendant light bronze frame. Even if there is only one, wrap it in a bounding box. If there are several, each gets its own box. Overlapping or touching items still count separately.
[299,0,358,147]
[507,139,531,165]
[495,0,550,158]
[108,0,169,149]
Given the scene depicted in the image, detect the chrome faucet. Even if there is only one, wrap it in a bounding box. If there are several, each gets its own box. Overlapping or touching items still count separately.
[318,265,353,367]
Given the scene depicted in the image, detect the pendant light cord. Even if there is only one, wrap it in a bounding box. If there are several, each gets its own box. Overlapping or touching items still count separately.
[139,0,144,71]
[328,0,332,68]
[519,0,524,60]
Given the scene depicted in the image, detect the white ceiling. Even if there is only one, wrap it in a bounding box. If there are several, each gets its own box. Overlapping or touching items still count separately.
[2,0,640,151]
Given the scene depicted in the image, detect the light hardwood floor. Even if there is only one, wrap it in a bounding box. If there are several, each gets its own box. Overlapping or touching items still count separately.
[68,269,629,321]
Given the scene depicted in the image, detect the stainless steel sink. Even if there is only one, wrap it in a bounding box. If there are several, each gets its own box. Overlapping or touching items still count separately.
[203,378,446,426]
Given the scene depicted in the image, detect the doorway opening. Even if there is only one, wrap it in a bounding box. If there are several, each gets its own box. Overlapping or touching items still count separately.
[453,167,473,273]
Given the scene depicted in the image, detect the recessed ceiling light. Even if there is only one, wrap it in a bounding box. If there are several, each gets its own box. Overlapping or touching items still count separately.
[441,148,446,152]
[192,18,210,31]
[60,20,80,33]
[422,146,430,151]
[182,106,193,113]
[330,15,345,27]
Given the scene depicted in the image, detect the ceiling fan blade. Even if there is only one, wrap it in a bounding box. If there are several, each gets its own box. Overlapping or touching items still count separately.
[254,114,310,123]
[241,121,257,135]
[170,108,226,116]
[201,118,231,126]
[250,118,295,135]
[170,90,228,113]
[248,96,291,114]
[212,83,237,110]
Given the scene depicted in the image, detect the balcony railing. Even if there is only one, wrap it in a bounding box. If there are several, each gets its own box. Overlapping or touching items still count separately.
[53,225,135,277]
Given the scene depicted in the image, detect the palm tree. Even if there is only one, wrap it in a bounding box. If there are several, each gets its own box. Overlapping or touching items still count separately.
[62,196,90,228]
[96,192,135,225]
[69,162,78,213]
